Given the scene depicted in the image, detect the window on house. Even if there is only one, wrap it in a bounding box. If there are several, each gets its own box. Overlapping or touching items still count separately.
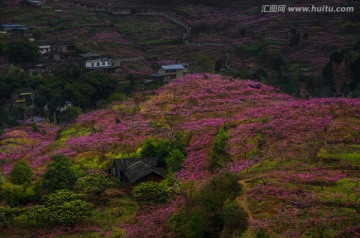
[91,63,94,67]
[102,62,105,66]
[97,63,100,66]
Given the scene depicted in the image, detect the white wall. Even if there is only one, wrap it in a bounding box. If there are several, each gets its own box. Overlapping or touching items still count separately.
[38,45,51,54]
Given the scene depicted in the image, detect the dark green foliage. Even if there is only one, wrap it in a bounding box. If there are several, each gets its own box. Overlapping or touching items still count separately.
[7,41,40,64]
[169,173,247,238]
[349,57,360,92]
[8,161,33,185]
[0,66,117,127]
[272,56,285,72]
[41,155,77,192]
[239,28,246,38]
[322,61,335,93]
[208,126,230,172]
[341,83,350,96]
[329,51,344,65]
[165,149,186,173]
[276,72,299,95]
[31,123,39,132]
[214,59,223,73]
[62,106,82,123]
[0,206,25,228]
[253,68,268,82]
[132,181,170,202]
[141,133,188,167]
[0,106,23,130]
[75,172,117,198]
[0,42,7,55]
[221,199,248,237]
[1,183,35,207]
[27,190,93,226]
[195,55,212,72]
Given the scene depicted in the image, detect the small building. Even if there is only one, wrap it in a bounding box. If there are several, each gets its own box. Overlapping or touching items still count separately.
[0,24,31,38]
[52,41,75,54]
[22,0,44,6]
[37,42,51,54]
[58,101,72,113]
[85,57,114,70]
[158,64,185,80]
[109,158,164,183]
[23,64,48,77]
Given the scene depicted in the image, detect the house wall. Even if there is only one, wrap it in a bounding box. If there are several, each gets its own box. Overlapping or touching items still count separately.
[158,68,184,79]
[85,59,112,68]
[38,45,51,54]
[136,173,163,183]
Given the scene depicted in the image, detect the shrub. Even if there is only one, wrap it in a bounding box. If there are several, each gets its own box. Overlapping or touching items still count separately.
[329,51,344,65]
[221,199,248,237]
[75,172,117,198]
[42,155,77,192]
[208,126,230,172]
[132,181,171,202]
[1,183,35,206]
[8,161,33,185]
[0,206,25,228]
[165,149,186,173]
[28,190,93,226]
[272,56,285,72]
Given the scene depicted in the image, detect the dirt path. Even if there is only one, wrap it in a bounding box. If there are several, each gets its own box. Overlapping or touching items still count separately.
[236,178,255,237]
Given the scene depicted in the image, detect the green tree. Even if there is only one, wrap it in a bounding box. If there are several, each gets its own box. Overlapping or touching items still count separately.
[165,149,186,173]
[8,161,33,185]
[42,155,77,192]
[329,51,344,65]
[322,61,335,93]
[75,172,117,198]
[195,55,212,72]
[0,207,25,228]
[214,59,223,73]
[7,41,40,64]
[221,199,248,237]
[28,190,93,226]
[272,56,285,72]
[63,106,82,122]
[1,183,35,206]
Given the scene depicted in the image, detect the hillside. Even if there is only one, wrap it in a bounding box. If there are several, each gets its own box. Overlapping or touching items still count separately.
[1,0,359,95]
[1,74,359,237]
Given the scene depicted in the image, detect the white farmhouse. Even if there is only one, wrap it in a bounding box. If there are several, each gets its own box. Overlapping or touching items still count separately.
[85,58,113,69]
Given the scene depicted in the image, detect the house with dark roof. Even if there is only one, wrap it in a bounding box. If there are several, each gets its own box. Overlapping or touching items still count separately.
[22,0,44,6]
[109,158,165,183]
[158,64,186,80]
[0,24,31,38]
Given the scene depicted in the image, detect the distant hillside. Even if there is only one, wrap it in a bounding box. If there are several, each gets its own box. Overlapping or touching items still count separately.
[1,0,359,97]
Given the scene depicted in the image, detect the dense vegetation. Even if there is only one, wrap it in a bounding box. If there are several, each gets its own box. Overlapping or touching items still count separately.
[0,67,117,130]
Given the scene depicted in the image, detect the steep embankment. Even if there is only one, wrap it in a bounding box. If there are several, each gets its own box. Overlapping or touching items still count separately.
[1,74,360,237]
